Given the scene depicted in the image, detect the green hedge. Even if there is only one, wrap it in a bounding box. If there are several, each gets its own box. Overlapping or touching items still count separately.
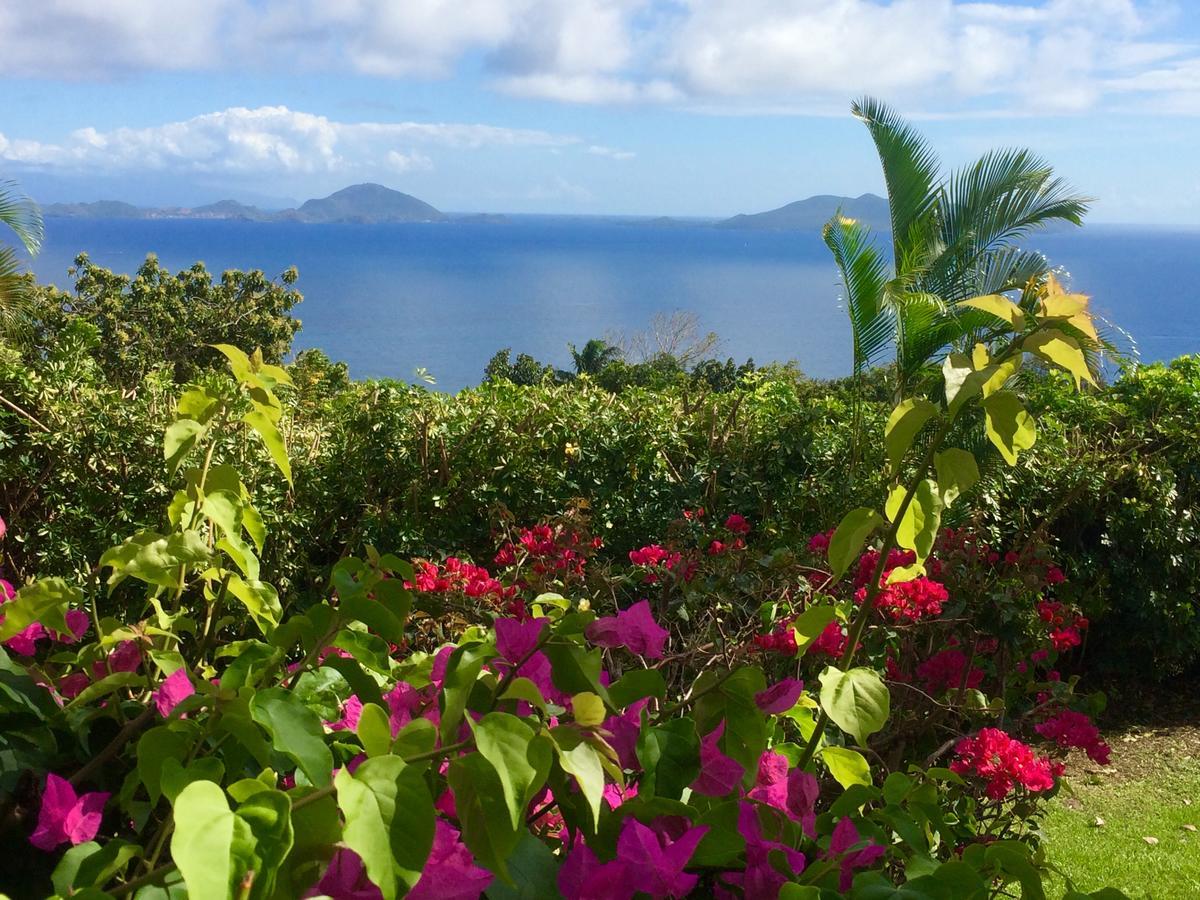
[3,336,1198,676]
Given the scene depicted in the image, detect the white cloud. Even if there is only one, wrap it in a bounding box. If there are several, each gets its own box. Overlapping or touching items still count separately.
[0,106,596,175]
[2,0,1200,115]
[587,144,637,160]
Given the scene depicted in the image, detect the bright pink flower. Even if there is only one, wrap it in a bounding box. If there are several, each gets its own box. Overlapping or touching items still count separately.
[304,848,382,899]
[950,728,1059,800]
[707,540,726,556]
[915,650,983,695]
[724,514,751,535]
[30,774,109,851]
[825,817,887,891]
[153,668,195,717]
[0,515,6,539]
[690,722,745,796]
[57,672,91,700]
[329,695,364,732]
[747,751,818,837]
[408,819,493,900]
[602,780,638,811]
[617,817,708,898]
[93,640,143,679]
[4,622,45,656]
[1035,711,1111,765]
[493,617,560,702]
[755,678,804,714]
[46,609,90,644]
[719,801,806,898]
[807,529,833,553]
[558,839,632,900]
[603,699,648,771]
[586,600,669,659]
[1045,566,1066,585]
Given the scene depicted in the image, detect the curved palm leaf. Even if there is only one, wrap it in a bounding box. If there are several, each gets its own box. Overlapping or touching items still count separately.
[0,179,43,340]
[823,215,892,375]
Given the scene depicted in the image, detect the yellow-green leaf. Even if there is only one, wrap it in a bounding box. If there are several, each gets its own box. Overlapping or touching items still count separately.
[571,692,606,728]
[959,294,1026,331]
[885,479,942,563]
[243,409,292,486]
[982,391,1037,465]
[1024,330,1096,389]
[821,746,872,788]
[828,508,885,578]
[934,448,980,507]
[884,398,937,473]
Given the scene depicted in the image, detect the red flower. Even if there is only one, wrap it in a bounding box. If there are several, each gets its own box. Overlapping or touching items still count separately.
[1035,711,1111,765]
[950,728,1058,800]
[724,514,751,536]
[916,650,984,695]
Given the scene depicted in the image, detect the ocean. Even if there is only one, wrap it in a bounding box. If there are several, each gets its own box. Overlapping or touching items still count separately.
[32,216,1200,392]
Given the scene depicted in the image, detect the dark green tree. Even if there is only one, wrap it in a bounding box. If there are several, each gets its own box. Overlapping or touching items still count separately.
[568,338,622,376]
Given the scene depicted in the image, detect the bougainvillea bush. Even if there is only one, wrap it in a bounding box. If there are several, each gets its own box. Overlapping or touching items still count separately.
[0,282,1129,898]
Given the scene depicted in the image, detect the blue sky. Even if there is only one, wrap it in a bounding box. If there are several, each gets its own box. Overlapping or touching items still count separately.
[3,0,1200,222]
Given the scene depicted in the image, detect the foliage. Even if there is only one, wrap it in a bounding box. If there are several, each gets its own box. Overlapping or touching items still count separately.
[0,265,1132,899]
[23,253,301,386]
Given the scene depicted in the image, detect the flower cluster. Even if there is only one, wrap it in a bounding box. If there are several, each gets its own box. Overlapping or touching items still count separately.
[915,649,984,696]
[627,544,683,583]
[493,523,600,579]
[0,577,91,657]
[1035,710,1112,765]
[950,728,1062,800]
[1037,600,1088,651]
[409,557,512,602]
[856,575,949,623]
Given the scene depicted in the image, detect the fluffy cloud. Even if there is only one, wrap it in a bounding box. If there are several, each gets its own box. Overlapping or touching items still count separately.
[1,0,1199,115]
[0,106,630,174]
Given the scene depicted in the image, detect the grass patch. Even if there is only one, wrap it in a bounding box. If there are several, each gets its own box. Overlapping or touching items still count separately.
[1041,720,1200,899]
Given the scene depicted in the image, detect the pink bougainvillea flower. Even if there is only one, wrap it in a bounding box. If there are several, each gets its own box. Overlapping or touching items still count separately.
[328,694,364,732]
[56,672,91,701]
[721,800,806,899]
[0,515,6,540]
[825,817,887,891]
[29,773,110,851]
[1034,710,1111,765]
[754,678,805,714]
[950,728,1059,800]
[602,698,648,771]
[407,819,494,900]
[602,780,638,811]
[153,668,195,717]
[585,600,670,659]
[303,848,383,899]
[747,751,818,837]
[617,817,708,899]
[91,640,143,680]
[690,722,745,797]
[4,622,46,656]
[724,514,751,535]
[558,839,632,900]
[493,616,561,703]
[51,609,90,644]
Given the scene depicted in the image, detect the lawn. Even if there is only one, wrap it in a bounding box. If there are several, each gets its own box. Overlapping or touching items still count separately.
[1041,698,1200,899]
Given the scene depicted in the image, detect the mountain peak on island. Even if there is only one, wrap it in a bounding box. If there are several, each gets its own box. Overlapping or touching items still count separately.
[296,183,444,223]
[717,193,890,232]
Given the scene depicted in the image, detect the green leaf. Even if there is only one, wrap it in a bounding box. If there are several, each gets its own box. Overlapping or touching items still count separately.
[819,666,890,746]
[225,575,281,637]
[339,593,405,646]
[820,746,872,788]
[242,408,291,486]
[790,605,838,656]
[161,757,225,804]
[885,398,937,473]
[439,642,496,744]
[693,666,768,780]
[171,780,239,900]
[500,677,549,715]
[828,508,885,579]
[933,448,979,507]
[100,530,211,590]
[233,789,294,900]
[249,687,333,787]
[52,840,142,894]
[212,344,254,382]
[393,718,437,760]
[1025,329,1095,389]
[336,756,435,900]
[471,712,552,831]
[449,752,521,877]
[981,391,1037,466]
[636,718,700,801]
[885,479,942,562]
[554,734,606,831]
[0,577,79,642]
[164,419,205,473]
[483,830,562,900]
[606,669,666,709]
[137,726,190,804]
[357,703,393,758]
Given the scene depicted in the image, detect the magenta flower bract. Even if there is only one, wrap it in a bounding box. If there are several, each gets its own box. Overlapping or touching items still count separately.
[585,600,669,659]
[153,668,195,717]
[754,678,805,714]
[689,721,745,797]
[407,819,494,900]
[30,773,110,851]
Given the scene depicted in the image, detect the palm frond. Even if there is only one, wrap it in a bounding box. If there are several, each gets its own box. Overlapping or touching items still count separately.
[0,180,43,255]
[851,96,941,269]
[823,214,892,374]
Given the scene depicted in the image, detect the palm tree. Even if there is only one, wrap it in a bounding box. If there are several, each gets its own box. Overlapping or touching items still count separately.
[0,179,44,340]
[568,338,622,376]
[825,97,1092,399]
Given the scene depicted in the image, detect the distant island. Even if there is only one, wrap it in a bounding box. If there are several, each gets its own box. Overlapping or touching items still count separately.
[43,184,895,231]
[717,193,891,232]
[43,183,447,225]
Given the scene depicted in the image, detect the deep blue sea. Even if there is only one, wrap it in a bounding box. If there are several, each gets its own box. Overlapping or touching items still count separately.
[33,216,1200,392]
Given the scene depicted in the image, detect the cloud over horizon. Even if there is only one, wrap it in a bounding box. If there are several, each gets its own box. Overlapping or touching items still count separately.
[0,106,633,178]
[1,0,1198,115]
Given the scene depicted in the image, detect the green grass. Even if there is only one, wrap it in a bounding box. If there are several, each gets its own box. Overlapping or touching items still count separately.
[1041,740,1200,899]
